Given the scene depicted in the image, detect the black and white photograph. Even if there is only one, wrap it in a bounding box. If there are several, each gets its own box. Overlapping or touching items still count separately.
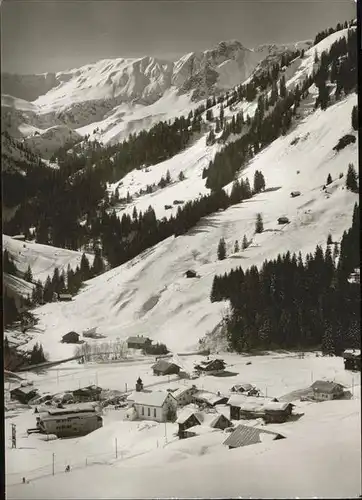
[2,0,360,498]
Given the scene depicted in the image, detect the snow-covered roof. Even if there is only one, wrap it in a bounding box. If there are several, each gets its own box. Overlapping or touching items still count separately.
[263,402,294,412]
[129,390,175,407]
[193,391,229,406]
[343,349,361,358]
[176,407,203,424]
[127,336,151,345]
[228,395,267,407]
[173,386,196,398]
[311,381,345,393]
[231,383,254,392]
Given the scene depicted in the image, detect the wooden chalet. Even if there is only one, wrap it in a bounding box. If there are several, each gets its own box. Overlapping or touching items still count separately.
[343,349,361,371]
[194,358,226,375]
[127,336,152,349]
[310,380,345,401]
[262,402,294,423]
[72,385,102,402]
[176,408,203,438]
[192,390,229,407]
[61,331,80,344]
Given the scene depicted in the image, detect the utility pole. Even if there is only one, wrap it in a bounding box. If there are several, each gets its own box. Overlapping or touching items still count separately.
[52,453,55,476]
[164,422,168,444]
[11,424,16,448]
[115,438,118,459]
[57,370,59,386]
[125,383,128,393]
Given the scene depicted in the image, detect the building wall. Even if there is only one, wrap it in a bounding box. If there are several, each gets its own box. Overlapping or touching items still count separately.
[134,404,163,422]
[40,413,102,437]
[176,389,195,407]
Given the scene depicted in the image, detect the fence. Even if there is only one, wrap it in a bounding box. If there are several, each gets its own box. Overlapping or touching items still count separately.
[6,446,153,486]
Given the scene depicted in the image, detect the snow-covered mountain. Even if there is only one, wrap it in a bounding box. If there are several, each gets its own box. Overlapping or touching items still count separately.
[1,39,312,154]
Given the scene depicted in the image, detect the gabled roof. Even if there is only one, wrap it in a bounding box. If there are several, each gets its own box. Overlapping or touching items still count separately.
[173,386,196,398]
[176,407,203,425]
[223,424,284,448]
[231,383,254,392]
[311,381,345,393]
[62,331,79,338]
[11,385,38,395]
[127,336,151,345]
[263,402,294,412]
[193,390,229,405]
[209,413,232,428]
[228,395,266,408]
[152,359,179,372]
[129,390,175,407]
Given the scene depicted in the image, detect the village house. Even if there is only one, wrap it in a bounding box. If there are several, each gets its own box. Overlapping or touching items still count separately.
[262,402,294,423]
[10,385,39,404]
[172,385,198,407]
[192,390,229,407]
[223,424,285,450]
[152,359,181,376]
[230,383,256,394]
[343,349,361,371]
[58,293,73,302]
[310,380,345,401]
[126,390,177,423]
[34,403,102,438]
[176,407,203,438]
[72,385,102,402]
[127,335,152,350]
[185,270,198,278]
[61,331,80,344]
[194,358,226,375]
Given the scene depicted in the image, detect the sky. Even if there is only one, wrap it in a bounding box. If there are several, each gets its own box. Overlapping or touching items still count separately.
[1,0,357,74]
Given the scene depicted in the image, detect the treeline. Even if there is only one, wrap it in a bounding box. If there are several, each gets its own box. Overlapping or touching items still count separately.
[86,174,260,268]
[210,203,360,355]
[313,20,352,45]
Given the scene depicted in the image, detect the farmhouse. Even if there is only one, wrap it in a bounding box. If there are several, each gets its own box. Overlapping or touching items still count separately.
[11,385,39,404]
[262,402,294,423]
[176,407,203,438]
[126,390,177,422]
[127,336,152,349]
[152,359,180,376]
[173,385,198,407]
[223,424,285,450]
[35,403,102,437]
[61,331,80,344]
[194,358,226,375]
[343,349,361,371]
[230,383,255,394]
[58,293,72,302]
[72,385,102,402]
[277,216,290,224]
[192,390,229,407]
[311,380,345,401]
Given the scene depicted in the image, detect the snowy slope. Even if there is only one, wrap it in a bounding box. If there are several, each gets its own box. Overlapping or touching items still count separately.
[2,235,94,283]
[10,90,357,359]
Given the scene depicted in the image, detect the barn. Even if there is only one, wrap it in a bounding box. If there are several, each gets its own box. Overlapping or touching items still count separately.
[152,360,181,376]
[61,331,80,344]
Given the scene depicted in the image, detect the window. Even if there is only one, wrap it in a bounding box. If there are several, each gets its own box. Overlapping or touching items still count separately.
[148,407,150,417]
[154,408,156,417]
[141,406,144,415]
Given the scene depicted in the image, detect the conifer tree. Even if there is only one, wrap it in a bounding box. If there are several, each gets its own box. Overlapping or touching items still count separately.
[346,163,358,192]
[327,234,333,245]
[255,213,264,234]
[92,247,104,276]
[351,105,358,131]
[166,170,171,184]
[326,173,332,185]
[24,265,33,283]
[242,235,248,250]
[80,253,91,281]
[234,240,240,253]
[178,171,185,181]
[217,237,226,260]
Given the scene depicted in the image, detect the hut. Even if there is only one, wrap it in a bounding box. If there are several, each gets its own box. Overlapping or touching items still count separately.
[176,407,203,438]
[58,294,73,302]
[290,191,301,198]
[209,413,233,430]
[61,331,80,344]
[185,270,197,278]
[194,358,226,375]
[223,424,285,449]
